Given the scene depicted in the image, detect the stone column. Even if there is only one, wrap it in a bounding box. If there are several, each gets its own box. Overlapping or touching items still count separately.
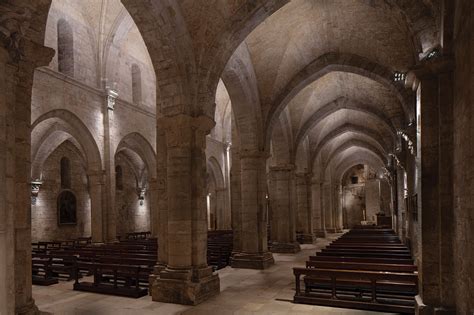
[322,182,335,233]
[407,59,456,314]
[230,147,242,253]
[103,88,117,242]
[268,165,301,253]
[231,150,274,269]
[88,172,104,243]
[395,164,407,239]
[336,185,344,232]
[148,178,159,237]
[215,187,227,230]
[311,179,326,237]
[0,19,54,313]
[151,129,168,277]
[149,115,219,305]
[295,172,314,243]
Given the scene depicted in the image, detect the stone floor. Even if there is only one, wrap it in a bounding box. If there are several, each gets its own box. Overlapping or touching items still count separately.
[33,235,398,315]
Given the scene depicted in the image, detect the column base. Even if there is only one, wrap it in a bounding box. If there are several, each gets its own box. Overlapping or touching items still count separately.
[270,242,301,253]
[16,298,40,315]
[326,228,337,233]
[415,295,456,315]
[230,251,274,269]
[297,234,315,244]
[150,267,220,305]
[313,229,327,238]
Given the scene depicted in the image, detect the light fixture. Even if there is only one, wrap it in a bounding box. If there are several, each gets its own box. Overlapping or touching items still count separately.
[31,180,43,205]
[106,86,118,111]
[393,71,406,82]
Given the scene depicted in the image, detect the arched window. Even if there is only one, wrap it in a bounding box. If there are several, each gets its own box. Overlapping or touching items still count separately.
[57,190,77,225]
[115,165,123,190]
[131,64,142,104]
[60,157,71,189]
[57,19,74,76]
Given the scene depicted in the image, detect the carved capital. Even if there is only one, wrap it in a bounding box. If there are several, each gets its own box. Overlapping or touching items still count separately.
[0,3,31,62]
[404,56,455,91]
[157,114,215,149]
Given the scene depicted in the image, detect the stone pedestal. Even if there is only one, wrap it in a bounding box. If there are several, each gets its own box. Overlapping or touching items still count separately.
[151,267,219,305]
[415,296,456,315]
[230,252,275,269]
[313,229,327,238]
[270,241,301,253]
[297,233,315,244]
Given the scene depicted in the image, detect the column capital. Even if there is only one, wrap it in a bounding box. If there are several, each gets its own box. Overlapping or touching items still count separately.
[0,3,54,65]
[157,114,215,148]
[404,56,455,91]
[268,164,295,172]
[239,149,269,159]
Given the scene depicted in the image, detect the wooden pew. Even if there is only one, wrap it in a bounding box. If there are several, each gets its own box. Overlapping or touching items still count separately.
[33,253,78,281]
[32,256,59,286]
[293,267,417,314]
[309,255,414,265]
[73,262,148,298]
[306,260,417,273]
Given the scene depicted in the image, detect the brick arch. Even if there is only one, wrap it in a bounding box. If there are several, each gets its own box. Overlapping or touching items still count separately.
[294,97,397,153]
[193,0,289,118]
[306,123,392,164]
[207,156,225,190]
[270,111,292,166]
[334,154,385,184]
[116,132,157,180]
[221,44,263,151]
[121,0,196,116]
[194,1,437,120]
[265,52,414,150]
[32,109,102,176]
[115,148,145,186]
[31,128,87,180]
[318,139,388,178]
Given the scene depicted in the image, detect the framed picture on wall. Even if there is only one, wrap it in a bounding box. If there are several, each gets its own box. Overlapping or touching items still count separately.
[57,190,77,225]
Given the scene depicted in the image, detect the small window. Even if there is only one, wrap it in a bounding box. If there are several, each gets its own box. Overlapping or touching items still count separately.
[115,165,123,190]
[131,64,142,104]
[351,176,358,184]
[57,190,77,225]
[57,19,74,76]
[60,157,71,189]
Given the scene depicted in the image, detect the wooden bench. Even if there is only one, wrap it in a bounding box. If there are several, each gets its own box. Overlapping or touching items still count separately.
[74,262,148,298]
[309,255,414,265]
[32,256,59,286]
[33,253,78,281]
[318,250,412,259]
[306,260,418,273]
[293,267,417,314]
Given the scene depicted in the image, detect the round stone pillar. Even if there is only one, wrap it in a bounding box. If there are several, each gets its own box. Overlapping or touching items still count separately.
[311,179,326,237]
[295,172,315,243]
[230,150,274,269]
[268,165,301,253]
[149,115,219,305]
[88,172,105,243]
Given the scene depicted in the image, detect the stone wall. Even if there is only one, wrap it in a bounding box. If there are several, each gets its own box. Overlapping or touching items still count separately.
[365,180,380,223]
[342,184,365,228]
[115,156,150,237]
[453,0,474,312]
[32,141,91,242]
